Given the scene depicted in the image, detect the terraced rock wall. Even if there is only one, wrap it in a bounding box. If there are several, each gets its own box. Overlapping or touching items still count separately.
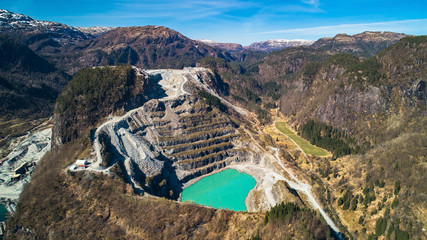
[97,73,254,199]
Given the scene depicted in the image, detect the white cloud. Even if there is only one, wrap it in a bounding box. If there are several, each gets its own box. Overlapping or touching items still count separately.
[252,19,427,37]
[301,0,319,7]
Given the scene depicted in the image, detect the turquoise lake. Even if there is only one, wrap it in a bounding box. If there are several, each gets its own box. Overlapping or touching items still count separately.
[0,204,8,222]
[181,169,256,211]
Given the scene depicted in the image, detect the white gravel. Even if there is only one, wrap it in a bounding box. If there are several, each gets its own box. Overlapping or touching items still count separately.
[0,128,52,200]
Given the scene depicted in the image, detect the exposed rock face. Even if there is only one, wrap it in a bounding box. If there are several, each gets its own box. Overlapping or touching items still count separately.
[279,36,427,143]
[94,68,246,195]
[89,68,298,210]
[257,47,331,84]
[0,128,51,200]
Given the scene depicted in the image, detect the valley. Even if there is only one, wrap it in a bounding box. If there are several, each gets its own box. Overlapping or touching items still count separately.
[0,8,425,240]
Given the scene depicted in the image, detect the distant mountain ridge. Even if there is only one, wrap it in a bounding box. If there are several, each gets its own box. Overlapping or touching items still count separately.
[49,26,236,74]
[312,31,407,57]
[245,39,315,52]
[198,38,314,52]
[75,26,116,37]
[197,39,243,52]
[0,9,93,45]
[0,10,236,74]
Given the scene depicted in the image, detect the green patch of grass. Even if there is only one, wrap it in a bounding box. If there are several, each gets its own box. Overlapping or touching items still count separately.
[275,122,329,157]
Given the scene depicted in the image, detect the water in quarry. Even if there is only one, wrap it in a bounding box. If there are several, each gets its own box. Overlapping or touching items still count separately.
[0,204,7,221]
[181,169,256,211]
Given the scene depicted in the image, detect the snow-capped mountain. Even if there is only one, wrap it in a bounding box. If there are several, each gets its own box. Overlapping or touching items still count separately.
[0,9,89,42]
[0,9,116,48]
[246,39,315,52]
[76,26,116,37]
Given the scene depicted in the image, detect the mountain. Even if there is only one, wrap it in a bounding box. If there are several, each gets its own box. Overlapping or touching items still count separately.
[246,39,315,52]
[0,35,69,154]
[2,8,426,240]
[274,36,427,238]
[312,31,407,57]
[48,26,237,74]
[0,9,97,54]
[75,26,116,37]
[0,35,69,118]
[197,39,243,52]
[194,36,427,239]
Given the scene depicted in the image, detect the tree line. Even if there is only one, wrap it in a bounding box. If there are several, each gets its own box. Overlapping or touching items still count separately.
[299,120,361,158]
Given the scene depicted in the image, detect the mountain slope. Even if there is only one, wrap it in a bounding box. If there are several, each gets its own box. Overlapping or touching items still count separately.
[246,39,315,52]
[44,26,236,74]
[0,35,69,145]
[0,35,70,158]
[276,36,427,238]
[312,31,407,58]
[0,9,97,54]
[197,39,243,52]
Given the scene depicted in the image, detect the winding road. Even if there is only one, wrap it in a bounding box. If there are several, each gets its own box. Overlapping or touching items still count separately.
[269,147,341,235]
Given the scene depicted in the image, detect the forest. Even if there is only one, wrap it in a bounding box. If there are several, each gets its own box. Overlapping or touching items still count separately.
[299,120,361,158]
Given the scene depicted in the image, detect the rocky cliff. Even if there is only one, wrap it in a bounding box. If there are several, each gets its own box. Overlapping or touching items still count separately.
[279,36,427,144]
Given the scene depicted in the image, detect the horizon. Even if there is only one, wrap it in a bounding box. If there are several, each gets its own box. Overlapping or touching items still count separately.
[1,0,427,45]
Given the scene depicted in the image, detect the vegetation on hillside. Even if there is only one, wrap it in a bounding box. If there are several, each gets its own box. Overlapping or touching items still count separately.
[197,90,226,112]
[299,120,361,158]
[275,122,329,157]
[54,65,144,144]
[263,202,333,240]
[0,35,69,155]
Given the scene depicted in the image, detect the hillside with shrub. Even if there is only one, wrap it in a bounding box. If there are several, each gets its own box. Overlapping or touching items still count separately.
[274,36,427,239]
[52,65,145,147]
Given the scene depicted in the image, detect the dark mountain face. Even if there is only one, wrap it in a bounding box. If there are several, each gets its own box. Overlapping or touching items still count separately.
[47,26,237,74]
[311,31,407,58]
[0,35,69,120]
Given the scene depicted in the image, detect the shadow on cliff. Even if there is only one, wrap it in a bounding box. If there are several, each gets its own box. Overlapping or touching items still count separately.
[144,73,167,100]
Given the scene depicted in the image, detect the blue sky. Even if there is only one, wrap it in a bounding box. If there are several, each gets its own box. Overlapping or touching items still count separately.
[1,0,427,45]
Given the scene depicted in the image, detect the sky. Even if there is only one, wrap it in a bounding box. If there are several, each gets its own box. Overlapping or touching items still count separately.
[1,0,427,45]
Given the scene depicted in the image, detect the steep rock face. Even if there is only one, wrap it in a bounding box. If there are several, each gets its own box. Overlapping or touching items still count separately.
[279,37,427,143]
[312,31,407,57]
